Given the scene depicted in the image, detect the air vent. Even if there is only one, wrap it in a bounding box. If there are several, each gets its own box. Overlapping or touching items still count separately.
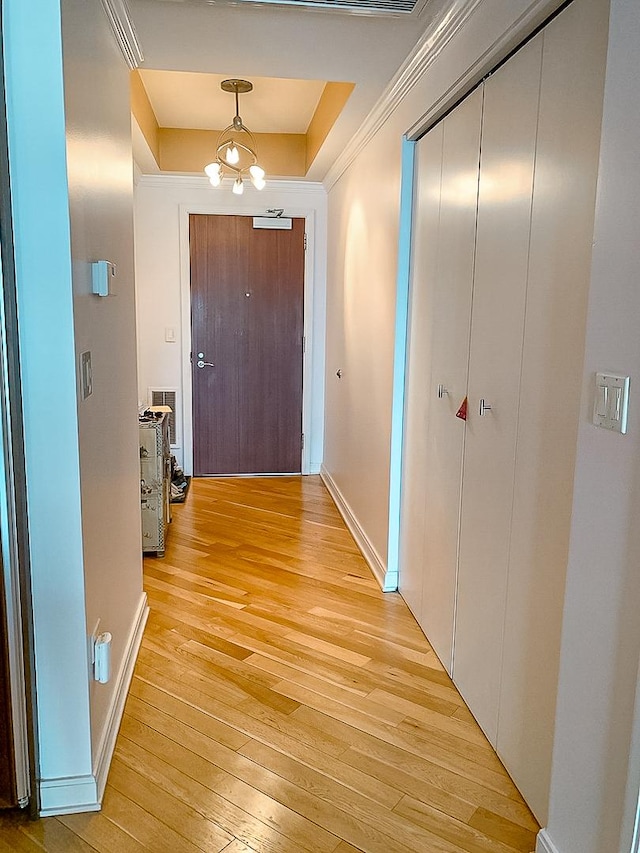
[257,0,420,12]
[157,0,428,16]
[150,389,178,445]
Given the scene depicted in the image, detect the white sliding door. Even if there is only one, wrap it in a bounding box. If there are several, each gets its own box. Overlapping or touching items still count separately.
[419,90,481,672]
[453,35,543,745]
[398,0,608,820]
[497,0,609,820]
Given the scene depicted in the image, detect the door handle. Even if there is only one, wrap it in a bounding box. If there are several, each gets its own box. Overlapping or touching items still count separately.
[197,360,214,369]
[479,398,492,416]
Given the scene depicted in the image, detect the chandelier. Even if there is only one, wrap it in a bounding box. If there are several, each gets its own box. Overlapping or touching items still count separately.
[204,79,266,195]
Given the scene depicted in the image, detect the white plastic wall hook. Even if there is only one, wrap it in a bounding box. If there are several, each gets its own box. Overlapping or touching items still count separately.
[94,632,112,683]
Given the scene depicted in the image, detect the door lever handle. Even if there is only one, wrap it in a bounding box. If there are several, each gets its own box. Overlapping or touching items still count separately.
[479,398,492,416]
[197,360,214,368]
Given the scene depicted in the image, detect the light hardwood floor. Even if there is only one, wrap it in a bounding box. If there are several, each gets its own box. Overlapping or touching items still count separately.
[0,476,539,852]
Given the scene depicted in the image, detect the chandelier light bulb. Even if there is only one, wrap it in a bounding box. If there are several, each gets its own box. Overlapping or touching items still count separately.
[232,177,244,195]
[226,145,240,165]
[204,162,221,178]
[249,165,265,181]
[251,175,266,191]
[209,173,222,187]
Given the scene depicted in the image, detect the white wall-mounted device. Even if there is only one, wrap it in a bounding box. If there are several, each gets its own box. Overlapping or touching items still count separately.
[93,631,112,683]
[252,217,292,230]
[593,372,630,434]
[91,260,116,296]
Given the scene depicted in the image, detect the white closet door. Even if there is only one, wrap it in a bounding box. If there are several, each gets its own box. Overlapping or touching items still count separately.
[419,89,482,672]
[497,0,609,820]
[399,124,443,621]
[453,36,543,743]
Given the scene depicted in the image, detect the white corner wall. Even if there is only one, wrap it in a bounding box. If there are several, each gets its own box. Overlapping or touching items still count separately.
[61,0,146,802]
[539,1,640,851]
[4,0,94,813]
[4,0,146,815]
[323,120,402,570]
[134,176,327,475]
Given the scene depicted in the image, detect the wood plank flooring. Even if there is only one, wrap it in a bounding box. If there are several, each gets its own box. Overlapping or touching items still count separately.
[0,476,539,852]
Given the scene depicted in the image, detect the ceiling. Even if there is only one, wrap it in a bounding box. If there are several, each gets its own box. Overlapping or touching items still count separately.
[139,71,327,134]
[129,0,449,180]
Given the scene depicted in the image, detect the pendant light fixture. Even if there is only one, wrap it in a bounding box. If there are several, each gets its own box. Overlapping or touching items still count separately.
[204,79,266,195]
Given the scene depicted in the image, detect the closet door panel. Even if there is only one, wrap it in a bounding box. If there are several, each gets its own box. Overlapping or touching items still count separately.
[453,37,543,743]
[419,89,482,672]
[497,0,609,820]
[399,124,443,621]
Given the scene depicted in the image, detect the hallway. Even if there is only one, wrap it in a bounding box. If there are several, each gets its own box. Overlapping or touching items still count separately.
[0,477,538,852]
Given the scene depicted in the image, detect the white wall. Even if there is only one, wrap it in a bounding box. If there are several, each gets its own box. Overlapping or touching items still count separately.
[134,175,327,475]
[61,0,146,795]
[4,0,145,815]
[540,1,640,851]
[324,119,402,566]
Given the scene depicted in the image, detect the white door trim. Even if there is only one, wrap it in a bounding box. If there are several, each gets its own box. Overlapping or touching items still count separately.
[179,204,316,476]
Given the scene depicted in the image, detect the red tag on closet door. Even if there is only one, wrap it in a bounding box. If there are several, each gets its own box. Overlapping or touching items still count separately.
[455,397,468,421]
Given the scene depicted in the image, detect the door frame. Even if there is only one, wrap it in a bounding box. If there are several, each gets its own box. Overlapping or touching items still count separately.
[178,203,316,476]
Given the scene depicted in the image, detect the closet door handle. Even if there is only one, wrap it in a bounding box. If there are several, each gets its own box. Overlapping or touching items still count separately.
[479,398,492,416]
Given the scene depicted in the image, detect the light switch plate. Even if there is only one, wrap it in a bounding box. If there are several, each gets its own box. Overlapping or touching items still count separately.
[80,351,92,400]
[593,372,629,434]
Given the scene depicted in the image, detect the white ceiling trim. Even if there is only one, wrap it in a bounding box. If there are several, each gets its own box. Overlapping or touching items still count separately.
[137,174,327,196]
[100,0,144,69]
[323,0,484,189]
[405,0,563,137]
[323,0,561,190]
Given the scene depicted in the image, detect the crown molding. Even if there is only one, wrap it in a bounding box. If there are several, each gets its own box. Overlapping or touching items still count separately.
[323,0,562,191]
[323,0,485,190]
[137,173,326,196]
[100,0,144,69]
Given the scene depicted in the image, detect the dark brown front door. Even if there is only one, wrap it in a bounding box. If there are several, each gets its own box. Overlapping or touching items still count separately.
[190,214,305,476]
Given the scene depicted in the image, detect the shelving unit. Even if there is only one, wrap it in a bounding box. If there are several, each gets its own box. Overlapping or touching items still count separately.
[139,413,171,556]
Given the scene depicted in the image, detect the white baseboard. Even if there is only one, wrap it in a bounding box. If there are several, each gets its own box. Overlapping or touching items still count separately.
[383,568,399,591]
[38,593,149,817]
[537,829,562,853]
[320,466,392,591]
[39,774,100,817]
[94,593,149,801]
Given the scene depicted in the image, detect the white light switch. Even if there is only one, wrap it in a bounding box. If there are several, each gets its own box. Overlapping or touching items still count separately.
[593,372,629,434]
[165,327,176,343]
